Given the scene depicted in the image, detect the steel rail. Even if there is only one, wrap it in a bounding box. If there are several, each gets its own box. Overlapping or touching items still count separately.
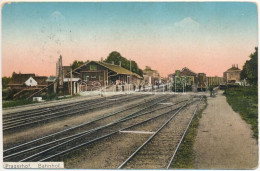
[3,94,149,130]
[37,98,197,162]
[3,94,130,120]
[17,95,174,162]
[3,94,147,127]
[117,98,192,169]
[3,98,104,121]
[3,96,109,118]
[166,96,203,169]
[3,94,165,154]
[3,94,137,122]
[3,94,125,116]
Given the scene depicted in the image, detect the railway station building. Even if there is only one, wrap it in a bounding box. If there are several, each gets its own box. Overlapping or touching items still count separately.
[72,61,143,91]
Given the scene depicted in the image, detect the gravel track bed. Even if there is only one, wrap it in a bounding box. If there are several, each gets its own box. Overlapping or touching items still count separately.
[62,133,151,169]
[3,94,175,162]
[3,94,154,149]
[122,99,202,169]
[3,94,147,131]
[5,95,173,162]
[38,96,199,168]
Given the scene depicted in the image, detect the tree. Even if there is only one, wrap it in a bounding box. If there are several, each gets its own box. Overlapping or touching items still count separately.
[241,47,258,86]
[104,51,143,77]
[2,76,11,89]
[70,60,88,70]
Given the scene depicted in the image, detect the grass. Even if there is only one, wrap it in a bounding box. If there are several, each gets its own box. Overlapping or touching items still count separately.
[2,93,80,108]
[2,99,38,108]
[171,96,208,169]
[224,86,258,139]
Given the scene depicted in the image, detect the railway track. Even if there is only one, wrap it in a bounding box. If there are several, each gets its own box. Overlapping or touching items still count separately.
[3,94,138,123]
[3,94,150,131]
[118,97,203,169]
[3,94,166,150]
[3,94,122,117]
[4,94,191,162]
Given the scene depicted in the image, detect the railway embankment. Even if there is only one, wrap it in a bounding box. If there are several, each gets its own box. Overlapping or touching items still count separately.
[193,90,258,169]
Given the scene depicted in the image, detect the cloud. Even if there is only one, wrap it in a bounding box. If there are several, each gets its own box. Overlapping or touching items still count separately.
[174,17,200,29]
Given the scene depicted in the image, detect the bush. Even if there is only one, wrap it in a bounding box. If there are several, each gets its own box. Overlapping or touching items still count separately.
[42,93,59,101]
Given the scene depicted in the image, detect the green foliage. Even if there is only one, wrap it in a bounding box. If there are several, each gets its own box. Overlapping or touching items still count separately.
[71,60,88,70]
[2,99,37,108]
[225,87,258,139]
[42,93,59,101]
[104,51,143,77]
[2,76,11,89]
[241,47,258,86]
[144,66,152,71]
[2,89,14,100]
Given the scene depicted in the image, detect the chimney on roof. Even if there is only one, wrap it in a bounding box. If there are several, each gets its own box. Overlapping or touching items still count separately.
[119,61,121,67]
[237,64,238,68]
[111,61,114,65]
[101,57,103,62]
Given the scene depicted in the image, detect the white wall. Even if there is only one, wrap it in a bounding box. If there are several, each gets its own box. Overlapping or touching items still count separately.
[25,77,38,86]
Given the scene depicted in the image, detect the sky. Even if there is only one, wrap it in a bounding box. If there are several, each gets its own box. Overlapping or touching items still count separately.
[1,2,258,77]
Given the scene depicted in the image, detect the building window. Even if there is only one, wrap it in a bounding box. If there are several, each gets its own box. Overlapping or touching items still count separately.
[99,73,104,80]
[90,64,97,71]
[82,73,88,81]
[30,80,32,83]
[91,73,96,78]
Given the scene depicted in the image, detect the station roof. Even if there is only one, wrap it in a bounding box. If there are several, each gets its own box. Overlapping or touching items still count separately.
[74,61,143,79]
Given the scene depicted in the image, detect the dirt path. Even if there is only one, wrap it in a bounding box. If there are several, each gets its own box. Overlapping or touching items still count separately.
[194,91,258,169]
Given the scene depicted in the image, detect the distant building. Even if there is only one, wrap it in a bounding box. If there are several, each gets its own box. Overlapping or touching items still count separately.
[170,67,224,91]
[8,73,36,90]
[60,66,80,95]
[143,66,160,85]
[170,67,198,86]
[46,76,57,94]
[169,67,198,92]
[62,66,71,78]
[7,73,48,98]
[8,73,47,90]
[223,64,241,84]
